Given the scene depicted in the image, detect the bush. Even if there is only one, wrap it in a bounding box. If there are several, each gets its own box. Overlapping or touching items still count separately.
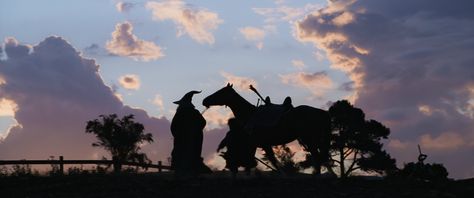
[10,164,38,176]
[0,165,8,177]
[67,166,90,175]
[398,162,449,182]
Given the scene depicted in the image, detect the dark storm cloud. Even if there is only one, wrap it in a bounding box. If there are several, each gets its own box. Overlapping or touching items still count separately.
[296,0,474,178]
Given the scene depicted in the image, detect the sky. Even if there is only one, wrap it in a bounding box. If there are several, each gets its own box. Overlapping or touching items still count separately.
[0,0,473,179]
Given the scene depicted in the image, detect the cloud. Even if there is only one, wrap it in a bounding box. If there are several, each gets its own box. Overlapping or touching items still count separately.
[119,74,140,90]
[0,98,17,116]
[82,43,111,57]
[331,11,355,27]
[239,26,265,41]
[253,4,320,23]
[152,94,164,110]
[420,133,466,150]
[3,37,31,59]
[202,107,233,130]
[280,71,333,97]
[106,21,164,61]
[256,42,264,50]
[220,72,258,92]
[83,43,100,55]
[0,36,174,163]
[146,0,223,44]
[295,0,474,178]
[116,2,134,13]
[291,59,306,70]
[239,26,266,50]
[387,139,409,150]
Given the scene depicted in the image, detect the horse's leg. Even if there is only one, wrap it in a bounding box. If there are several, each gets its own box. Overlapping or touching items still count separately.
[262,146,280,172]
[230,166,238,179]
[245,167,251,176]
[298,138,322,175]
[310,146,322,175]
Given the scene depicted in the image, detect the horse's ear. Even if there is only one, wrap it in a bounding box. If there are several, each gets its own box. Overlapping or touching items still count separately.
[227,83,230,87]
[230,84,233,87]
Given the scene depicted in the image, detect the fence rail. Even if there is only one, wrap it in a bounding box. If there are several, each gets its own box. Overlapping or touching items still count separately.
[0,156,171,174]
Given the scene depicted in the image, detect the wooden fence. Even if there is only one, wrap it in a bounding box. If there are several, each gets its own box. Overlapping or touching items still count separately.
[0,156,171,174]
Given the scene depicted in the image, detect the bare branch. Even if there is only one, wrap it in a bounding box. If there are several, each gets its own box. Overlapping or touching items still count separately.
[347,150,359,175]
[343,148,354,159]
[347,166,361,173]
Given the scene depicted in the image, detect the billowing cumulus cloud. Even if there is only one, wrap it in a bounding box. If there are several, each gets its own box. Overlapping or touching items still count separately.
[106,21,164,61]
[116,2,134,13]
[0,36,171,161]
[146,0,223,44]
[295,0,474,178]
[221,72,258,92]
[119,74,140,90]
[280,71,333,98]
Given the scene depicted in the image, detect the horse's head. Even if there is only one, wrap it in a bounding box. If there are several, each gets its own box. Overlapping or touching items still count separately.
[203,83,236,108]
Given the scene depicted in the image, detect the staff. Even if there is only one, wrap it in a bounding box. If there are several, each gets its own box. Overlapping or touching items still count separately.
[249,85,269,105]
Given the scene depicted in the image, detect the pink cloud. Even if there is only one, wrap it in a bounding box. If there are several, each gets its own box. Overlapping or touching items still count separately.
[119,74,140,90]
[0,98,17,116]
[221,72,258,92]
[280,71,333,98]
[106,21,164,61]
[146,0,223,44]
[420,133,465,150]
[202,107,233,130]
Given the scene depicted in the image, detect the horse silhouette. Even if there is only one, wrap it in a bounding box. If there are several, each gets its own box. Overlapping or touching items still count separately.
[203,83,331,174]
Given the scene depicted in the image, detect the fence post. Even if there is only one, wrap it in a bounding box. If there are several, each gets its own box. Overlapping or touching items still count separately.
[59,156,64,175]
[158,161,162,173]
[112,156,121,173]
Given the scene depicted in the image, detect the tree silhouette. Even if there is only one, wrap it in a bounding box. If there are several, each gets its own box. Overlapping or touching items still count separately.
[328,100,397,178]
[261,145,300,174]
[85,114,153,172]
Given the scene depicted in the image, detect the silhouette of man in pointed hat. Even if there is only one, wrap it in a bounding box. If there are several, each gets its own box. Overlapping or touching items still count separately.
[171,90,211,176]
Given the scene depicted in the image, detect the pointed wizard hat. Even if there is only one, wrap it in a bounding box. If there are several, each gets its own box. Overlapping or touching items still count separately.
[173,90,202,105]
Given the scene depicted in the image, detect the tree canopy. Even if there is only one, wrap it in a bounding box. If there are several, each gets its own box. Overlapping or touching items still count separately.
[85,114,153,171]
[328,100,397,178]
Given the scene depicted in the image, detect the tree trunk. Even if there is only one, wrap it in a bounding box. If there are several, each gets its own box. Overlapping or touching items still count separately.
[112,156,122,173]
[339,147,346,178]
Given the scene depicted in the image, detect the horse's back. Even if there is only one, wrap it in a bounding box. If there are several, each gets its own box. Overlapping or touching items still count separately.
[277,105,330,135]
[289,105,329,121]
